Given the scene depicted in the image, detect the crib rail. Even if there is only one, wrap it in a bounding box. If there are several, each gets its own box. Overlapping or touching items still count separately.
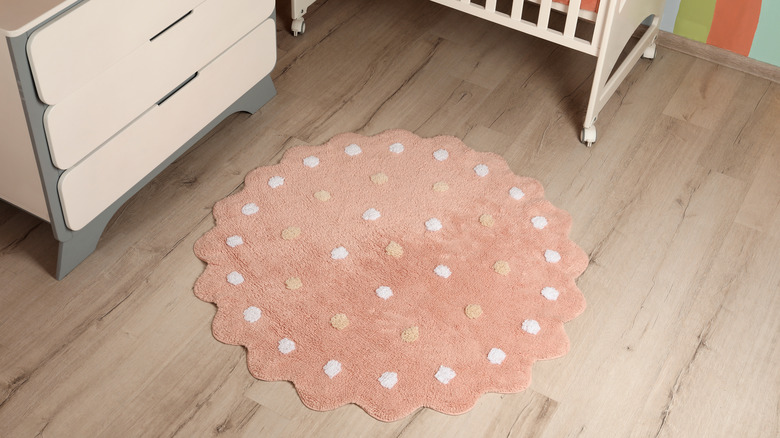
[432,0,604,56]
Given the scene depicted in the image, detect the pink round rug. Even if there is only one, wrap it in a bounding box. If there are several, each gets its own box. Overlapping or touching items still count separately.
[194,129,587,421]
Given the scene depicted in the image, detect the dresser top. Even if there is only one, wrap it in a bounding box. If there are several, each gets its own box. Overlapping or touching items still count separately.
[0,0,79,37]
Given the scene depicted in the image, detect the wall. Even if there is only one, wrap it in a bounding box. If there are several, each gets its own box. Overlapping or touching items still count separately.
[660,0,780,67]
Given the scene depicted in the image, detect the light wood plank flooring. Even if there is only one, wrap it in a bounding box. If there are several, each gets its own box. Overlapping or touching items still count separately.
[1,0,778,436]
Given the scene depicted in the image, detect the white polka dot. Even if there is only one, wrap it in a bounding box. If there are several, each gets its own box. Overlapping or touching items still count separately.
[379,372,398,389]
[376,286,393,300]
[226,235,244,247]
[389,143,404,154]
[509,187,525,200]
[243,306,261,323]
[522,319,541,335]
[532,216,548,229]
[331,246,348,260]
[345,144,362,156]
[241,203,259,215]
[227,271,244,285]
[434,265,451,278]
[474,164,489,177]
[268,176,284,188]
[303,156,320,168]
[324,360,342,378]
[541,287,560,301]
[278,338,296,354]
[435,365,456,384]
[433,149,449,161]
[425,218,442,232]
[363,208,381,221]
[488,348,506,365]
[545,249,561,263]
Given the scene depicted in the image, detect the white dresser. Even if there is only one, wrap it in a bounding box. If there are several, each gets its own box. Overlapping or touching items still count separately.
[0,0,277,278]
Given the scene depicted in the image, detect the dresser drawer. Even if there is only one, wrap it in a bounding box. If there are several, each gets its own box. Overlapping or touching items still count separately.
[27,0,208,105]
[42,0,274,170]
[57,19,276,231]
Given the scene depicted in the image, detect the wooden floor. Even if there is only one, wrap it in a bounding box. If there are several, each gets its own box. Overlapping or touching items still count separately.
[2,0,779,436]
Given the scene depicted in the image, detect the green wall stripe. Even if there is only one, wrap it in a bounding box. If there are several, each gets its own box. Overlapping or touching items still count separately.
[673,0,718,43]
[749,1,780,67]
[661,0,683,32]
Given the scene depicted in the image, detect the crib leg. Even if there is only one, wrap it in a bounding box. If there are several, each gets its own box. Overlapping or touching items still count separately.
[642,36,658,60]
[291,0,315,36]
[580,126,596,147]
[581,5,663,148]
[580,126,597,148]
[292,18,305,36]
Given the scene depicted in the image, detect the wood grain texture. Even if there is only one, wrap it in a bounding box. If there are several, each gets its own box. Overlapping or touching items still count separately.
[1,0,778,436]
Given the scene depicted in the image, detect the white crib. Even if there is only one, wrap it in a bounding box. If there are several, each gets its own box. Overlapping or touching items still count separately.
[290,0,666,147]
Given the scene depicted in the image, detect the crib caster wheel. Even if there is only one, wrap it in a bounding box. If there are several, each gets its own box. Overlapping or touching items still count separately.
[581,126,597,147]
[642,43,657,60]
[292,18,305,36]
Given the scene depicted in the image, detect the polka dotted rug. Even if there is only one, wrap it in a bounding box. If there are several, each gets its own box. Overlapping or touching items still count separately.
[193,129,588,421]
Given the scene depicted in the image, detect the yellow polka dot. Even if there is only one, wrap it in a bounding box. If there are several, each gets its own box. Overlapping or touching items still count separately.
[282,226,301,240]
[331,313,349,330]
[479,214,495,227]
[401,326,419,343]
[465,304,483,319]
[433,181,449,192]
[314,190,331,201]
[371,173,389,185]
[285,277,303,290]
[493,260,510,275]
[386,241,404,258]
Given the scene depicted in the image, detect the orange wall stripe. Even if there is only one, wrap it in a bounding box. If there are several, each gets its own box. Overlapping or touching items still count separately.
[706,0,762,56]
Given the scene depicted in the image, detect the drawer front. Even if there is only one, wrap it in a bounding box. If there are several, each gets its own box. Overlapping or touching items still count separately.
[57,19,276,231]
[43,0,273,170]
[27,0,208,105]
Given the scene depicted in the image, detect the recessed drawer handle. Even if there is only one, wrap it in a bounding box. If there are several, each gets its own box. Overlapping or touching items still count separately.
[156,72,198,106]
[150,10,193,41]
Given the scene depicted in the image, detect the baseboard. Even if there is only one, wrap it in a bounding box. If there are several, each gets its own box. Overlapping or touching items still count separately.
[657,30,780,84]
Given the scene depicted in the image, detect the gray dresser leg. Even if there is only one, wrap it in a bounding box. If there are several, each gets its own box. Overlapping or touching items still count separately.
[55,212,114,279]
[53,74,276,279]
[235,74,277,115]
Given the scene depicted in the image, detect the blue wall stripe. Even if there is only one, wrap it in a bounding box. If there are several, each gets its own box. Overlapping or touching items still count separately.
[661,0,683,32]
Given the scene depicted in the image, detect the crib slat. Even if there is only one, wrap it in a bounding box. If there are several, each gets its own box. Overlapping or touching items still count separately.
[564,0,581,38]
[485,0,497,13]
[510,0,524,20]
[538,0,552,29]
[590,0,608,50]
